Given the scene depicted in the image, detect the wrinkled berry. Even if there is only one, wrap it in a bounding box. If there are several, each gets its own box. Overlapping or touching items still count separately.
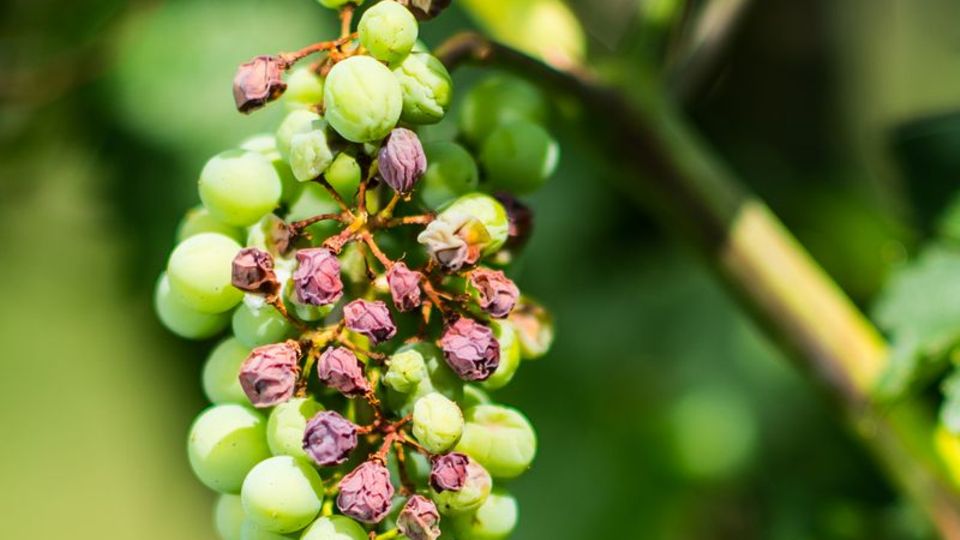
[469,268,519,319]
[379,128,427,194]
[238,341,301,407]
[344,299,397,345]
[302,410,358,467]
[231,247,278,295]
[317,347,369,396]
[387,262,423,312]
[397,495,441,540]
[337,460,395,523]
[293,248,343,306]
[439,318,500,381]
[234,55,287,113]
[429,452,470,492]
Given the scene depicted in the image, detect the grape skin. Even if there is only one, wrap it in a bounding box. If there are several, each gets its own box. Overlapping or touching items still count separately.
[167,232,244,313]
[300,515,368,540]
[459,76,548,145]
[323,56,402,143]
[232,302,295,349]
[215,494,246,540]
[480,321,522,391]
[451,488,518,540]
[480,120,559,195]
[154,273,230,339]
[266,397,325,460]
[358,1,418,64]
[199,150,283,227]
[188,404,271,494]
[203,337,251,405]
[241,455,325,534]
[455,405,537,479]
[177,206,245,244]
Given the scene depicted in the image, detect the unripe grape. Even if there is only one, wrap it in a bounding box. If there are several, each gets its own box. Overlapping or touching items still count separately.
[455,405,536,479]
[240,521,296,540]
[430,456,491,515]
[480,321,522,391]
[300,515,368,540]
[290,129,335,182]
[232,302,294,349]
[384,342,464,415]
[284,67,324,110]
[358,1,418,64]
[199,150,282,227]
[419,142,479,210]
[480,120,558,195]
[325,152,362,200]
[459,76,548,145]
[240,135,303,205]
[167,232,244,313]
[462,384,491,409]
[276,109,322,159]
[393,52,452,124]
[450,488,518,540]
[323,56,402,143]
[154,273,230,339]
[413,392,465,453]
[241,456,324,534]
[215,494,246,540]
[316,0,362,9]
[266,396,324,460]
[508,296,554,360]
[384,347,430,393]
[177,206,245,244]
[187,404,271,494]
[204,337,251,404]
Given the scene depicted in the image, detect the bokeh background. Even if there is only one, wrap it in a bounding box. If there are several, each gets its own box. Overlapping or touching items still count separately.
[3,0,960,538]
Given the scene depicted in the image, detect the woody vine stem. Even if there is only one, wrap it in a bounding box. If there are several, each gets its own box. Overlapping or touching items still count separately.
[430,31,960,539]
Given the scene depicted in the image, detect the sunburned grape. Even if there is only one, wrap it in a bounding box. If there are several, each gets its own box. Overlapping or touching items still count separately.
[161,5,560,538]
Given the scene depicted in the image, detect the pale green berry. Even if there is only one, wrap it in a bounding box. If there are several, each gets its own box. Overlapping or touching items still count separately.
[384,348,430,393]
[324,56,403,143]
[459,75,548,145]
[284,67,324,109]
[325,152,362,200]
[154,272,231,339]
[480,120,559,195]
[393,52,452,124]
[240,134,303,204]
[462,384,492,409]
[240,520,295,540]
[177,205,245,244]
[300,515,368,540]
[188,404,271,494]
[199,150,282,227]
[276,109,322,159]
[419,142,479,209]
[455,405,536,479]
[430,458,492,515]
[384,343,463,415]
[480,321,522,391]
[290,129,334,182]
[267,397,325,460]
[412,392,464,453]
[451,488,518,540]
[167,232,244,313]
[241,456,324,533]
[215,494,246,540]
[203,337,251,405]
[359,1,418,64]
[317,0,361,8]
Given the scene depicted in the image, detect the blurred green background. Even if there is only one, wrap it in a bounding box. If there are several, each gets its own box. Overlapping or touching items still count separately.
[3,0,960,538]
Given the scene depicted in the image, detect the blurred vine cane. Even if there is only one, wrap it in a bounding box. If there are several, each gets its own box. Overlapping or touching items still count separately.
[435,32,960,538]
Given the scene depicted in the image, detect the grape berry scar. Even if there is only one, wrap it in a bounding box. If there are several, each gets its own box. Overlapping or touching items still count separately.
[154,2,559,539]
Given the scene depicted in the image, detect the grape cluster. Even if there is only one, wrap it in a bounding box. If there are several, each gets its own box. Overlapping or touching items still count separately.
[155,2,558,539]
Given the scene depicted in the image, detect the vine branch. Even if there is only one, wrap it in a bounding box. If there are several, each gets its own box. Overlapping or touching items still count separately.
[435,31,960,538]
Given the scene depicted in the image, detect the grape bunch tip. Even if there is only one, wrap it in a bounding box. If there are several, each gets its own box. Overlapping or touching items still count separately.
[156,2,559,539]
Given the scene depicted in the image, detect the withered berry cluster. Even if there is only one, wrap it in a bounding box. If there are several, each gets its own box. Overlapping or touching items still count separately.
[155,2,559,539]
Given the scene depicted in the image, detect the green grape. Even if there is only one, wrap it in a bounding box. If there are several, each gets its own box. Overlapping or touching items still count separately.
[451,488,518,540]
[419,142,479,209]
[240,520,297,540]
[509,296,554,360]
[480,120,558,195]
[316,0,361,8]
[154,273,230,339]
[385,342,464,415]
[277,109,323,159]
[240,134,303,204]
[188,404,271,493]
[267,397,325,460]
[455,405,536,479]
[290,129,335,182]
[437,194,509,256]
[323,56,402,142]
[462,384,492,409]
[383,348,429,393]
[284,67,324,109]
[167,232,244,313]
[412,392,464,453]
[215,494,246,540]
[203,337,252,405]
[233,302,295,348]
[199,150,282,227]
[431,459,492,515]
[459,75,548,145]
[177,206,245,244]
[241,455,324,534]
[358,1,418,64]
[300,515,368,540]
[325,152,362,201]
[393,52,453,125]
[480,321,521,391]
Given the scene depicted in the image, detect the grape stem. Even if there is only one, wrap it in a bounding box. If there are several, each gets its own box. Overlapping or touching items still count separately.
[434,31,960,537]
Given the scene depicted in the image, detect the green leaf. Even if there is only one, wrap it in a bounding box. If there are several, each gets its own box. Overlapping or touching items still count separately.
[873,244,960,399]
